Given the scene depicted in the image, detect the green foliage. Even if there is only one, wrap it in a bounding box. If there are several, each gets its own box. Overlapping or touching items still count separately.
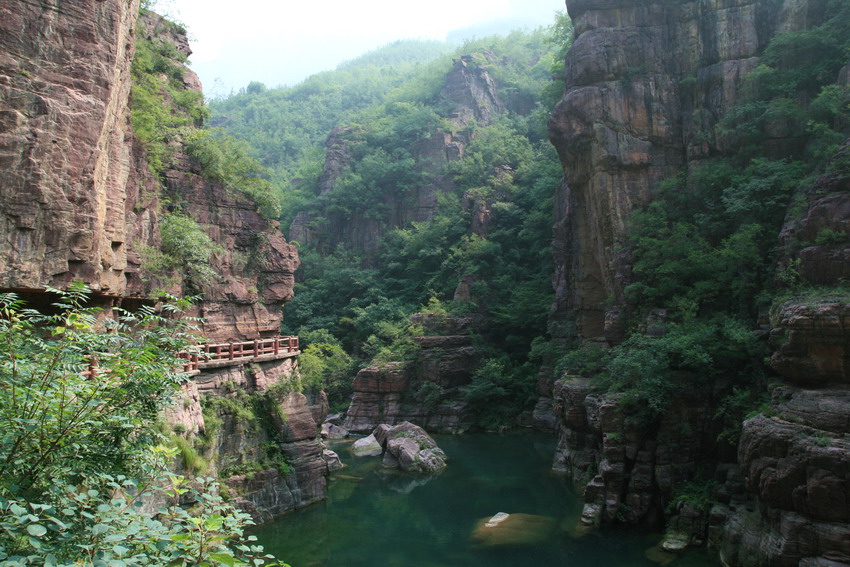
[715,2,850,163]
[0,471,284,566]
[132,13,281,220]
[815,228,849,246]
[714,387,769,446]
[298,341,355,411]
[222,17,568,425]
[555,343,610,377]
[666,477,721,513]
[0,286,284,565]
[148,211,222,293]
[561,319,764,427]
[627,158,807,318]
[184,129,281,218]
[0,284,195,494]
[461,358,537,430]
[131,24,207,174]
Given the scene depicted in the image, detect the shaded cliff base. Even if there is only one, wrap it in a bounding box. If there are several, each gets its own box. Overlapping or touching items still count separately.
[165,358,330,523]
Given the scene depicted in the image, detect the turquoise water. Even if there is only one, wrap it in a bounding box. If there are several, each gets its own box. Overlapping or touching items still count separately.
[253,432,720,567]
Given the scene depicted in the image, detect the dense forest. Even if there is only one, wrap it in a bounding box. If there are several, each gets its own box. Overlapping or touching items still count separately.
[209,17,573,425]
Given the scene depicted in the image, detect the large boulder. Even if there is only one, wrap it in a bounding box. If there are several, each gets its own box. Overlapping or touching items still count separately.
[350,434,382,457]
[323,449,344,472]
[382,421,448,473]
[321,423,349,439]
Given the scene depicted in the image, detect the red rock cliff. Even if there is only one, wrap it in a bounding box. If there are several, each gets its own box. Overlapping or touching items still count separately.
[0,1,298,340]
[0,0,142,293]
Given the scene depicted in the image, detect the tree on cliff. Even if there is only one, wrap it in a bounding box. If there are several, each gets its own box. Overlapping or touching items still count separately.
[0,284,285,566]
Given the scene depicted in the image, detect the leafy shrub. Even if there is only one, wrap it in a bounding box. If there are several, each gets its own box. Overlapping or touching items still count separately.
[0,286,284,565]
[149,211,222,293]
[184,129,281,219]
[298,341,355,410]
[130,24,207,175]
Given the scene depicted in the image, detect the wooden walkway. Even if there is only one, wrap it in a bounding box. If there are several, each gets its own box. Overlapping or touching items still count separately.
[82,336,300,377]
[178,336,300,373]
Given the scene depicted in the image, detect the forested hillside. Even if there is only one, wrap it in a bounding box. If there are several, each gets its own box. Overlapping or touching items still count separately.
[210,17,572,424]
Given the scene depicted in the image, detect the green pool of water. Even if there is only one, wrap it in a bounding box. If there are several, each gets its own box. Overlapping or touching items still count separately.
[253,431,720,567]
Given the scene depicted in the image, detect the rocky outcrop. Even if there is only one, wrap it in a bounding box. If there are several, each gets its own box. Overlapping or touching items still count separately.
[546,3,849,562]
[381,421,448,473]
[777,141,850,287]
[443,55,505,128]
[715,151,850,565]
[168,358,329,523]
[350,422,448,473]
[551,377,722,531]
[769,302,850,386]
[343,316,481,433]
[548,0,832,343]
[0,0,310,523]
[154,151,299,341]
[0,1,298,339]
[287,55,503,259]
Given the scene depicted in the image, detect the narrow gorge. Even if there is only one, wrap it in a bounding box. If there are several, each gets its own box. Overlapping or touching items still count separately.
[0,0,848,565]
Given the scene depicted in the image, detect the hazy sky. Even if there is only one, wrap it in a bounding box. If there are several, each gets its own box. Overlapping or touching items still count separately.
[152,0,566,97]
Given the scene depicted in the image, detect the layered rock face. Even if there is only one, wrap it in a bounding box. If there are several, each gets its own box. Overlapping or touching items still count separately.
[168,358,328,523]
[547,1,849,562]
[714,148,850,566]
[0,1,299,338]
[548,0,830,343]
[343,315,481,433]
[0,0,143,293]
[1,0,313,521]
[154,151,299,341]
[551,377,723,530]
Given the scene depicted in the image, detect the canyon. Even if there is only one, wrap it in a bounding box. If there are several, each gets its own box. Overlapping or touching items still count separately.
[0,0,848,564]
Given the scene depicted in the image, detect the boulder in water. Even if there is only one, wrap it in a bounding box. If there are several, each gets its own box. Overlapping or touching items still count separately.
[470,513,556,547]
[321,422,349,439]
[384,421,447,473]
[350,434,382,457]
[323,449,344,472]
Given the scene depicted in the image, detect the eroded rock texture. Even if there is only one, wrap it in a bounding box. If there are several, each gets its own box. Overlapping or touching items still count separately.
[548,0,830,343]
[714,149,850,566]
[154,151,299,341]
[0,0,310,522]
[0,0,143,293]
[168,359,329,523]
[551,377,723,532]
[547,1,850,563]
[0,1,298,338]
[343,316,481,433]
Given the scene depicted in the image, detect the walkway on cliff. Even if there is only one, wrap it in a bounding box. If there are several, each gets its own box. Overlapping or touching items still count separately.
[81,336,300,378]
[178,336,300,374]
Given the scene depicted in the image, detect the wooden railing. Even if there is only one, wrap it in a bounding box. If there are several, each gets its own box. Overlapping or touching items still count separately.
[82,336,300,377]
[177,336,300,372]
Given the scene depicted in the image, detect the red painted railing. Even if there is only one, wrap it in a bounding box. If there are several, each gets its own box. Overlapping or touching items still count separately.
[82,336,300,376]
[177,336,300,372]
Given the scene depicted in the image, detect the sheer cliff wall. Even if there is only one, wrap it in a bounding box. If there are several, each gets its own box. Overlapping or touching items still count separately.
[548,0,829,343]
[0,0,319,522]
